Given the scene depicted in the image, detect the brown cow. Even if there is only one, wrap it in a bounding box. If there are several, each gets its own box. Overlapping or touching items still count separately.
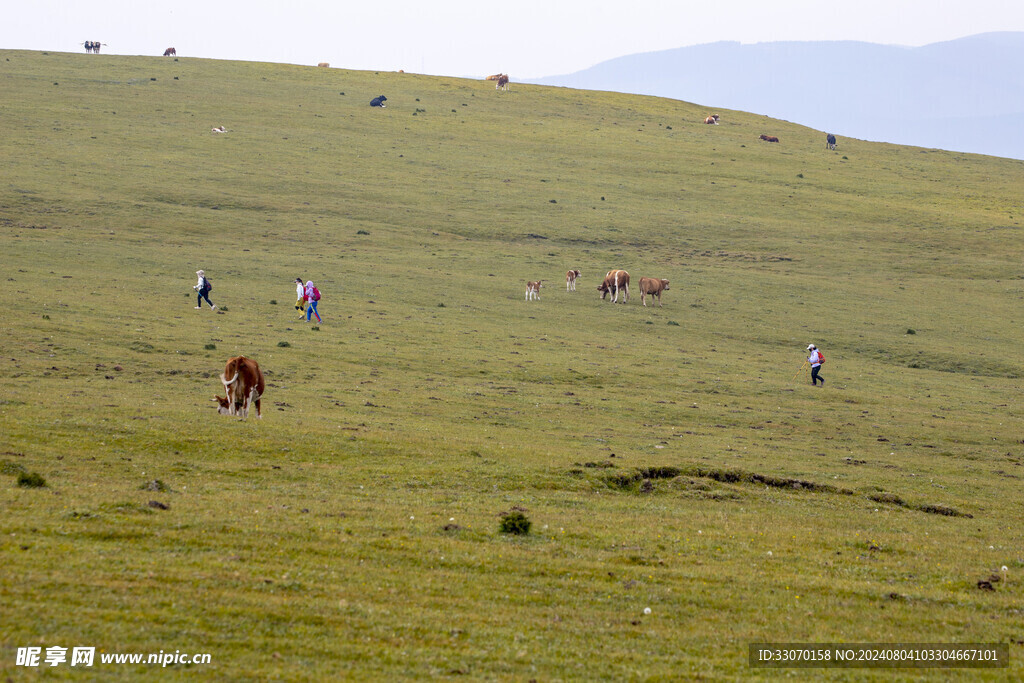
[759,134,779,143]
[598,269,630,303]
[496,74,510,91]
[566,269,581,291]
[638,277,670,307]
[525,281,542,301]
[317,62,330,68]
[704,114,719,125]
[214,356,264,419]
[163,47,176,57]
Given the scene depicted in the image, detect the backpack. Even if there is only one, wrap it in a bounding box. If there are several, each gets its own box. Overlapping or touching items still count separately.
[203,277,212,292]
[816,350,825,364]
[311,286,321,301]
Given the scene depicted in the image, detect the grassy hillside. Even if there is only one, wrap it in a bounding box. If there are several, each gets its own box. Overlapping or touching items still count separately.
[1,50,1022,679]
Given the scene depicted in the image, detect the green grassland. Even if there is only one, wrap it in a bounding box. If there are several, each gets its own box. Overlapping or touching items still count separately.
[1,50,1023,680]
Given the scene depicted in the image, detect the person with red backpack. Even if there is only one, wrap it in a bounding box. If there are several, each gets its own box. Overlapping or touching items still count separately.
[304,280,322,323]
[807,344,825,386]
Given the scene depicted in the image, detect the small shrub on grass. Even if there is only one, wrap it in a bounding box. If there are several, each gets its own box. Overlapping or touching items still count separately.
[667,320,680,326]
[141,479,170,492]
[17,471,47,488]
[357,230,370,235]
[270,299,277,305]
[277,341,291,347]
[311,326,320,331]
[907,328,916,335]
[499,511,531,535]
[204,343,216,350]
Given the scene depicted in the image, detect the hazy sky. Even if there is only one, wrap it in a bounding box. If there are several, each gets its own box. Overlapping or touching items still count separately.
[7,0,1024,78]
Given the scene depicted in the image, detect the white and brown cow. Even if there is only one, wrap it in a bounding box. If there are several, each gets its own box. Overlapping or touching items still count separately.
[704,114,719,125]
[525,281,542,301]
[163,47,177,57]
[638,277,670,307]
[214,356,265,419]
[496,74,510,91]
[566,269,581,291]
[598,269,630,303]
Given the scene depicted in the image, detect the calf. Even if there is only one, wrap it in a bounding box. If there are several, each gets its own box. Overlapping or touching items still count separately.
[566,269,581,291]
[759,134,779,143]
[525,281,542,301]
[370,95,387,108]
[638,277,670,307]
[214,356,264,419]
[598,269,630,303]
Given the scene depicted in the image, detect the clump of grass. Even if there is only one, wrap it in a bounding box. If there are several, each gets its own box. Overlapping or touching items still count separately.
[357,230,370,235]
[1,460,27,476]
[204,343,216,350]
[667,321,680,326]
[17,471,47,488]
[907,328,916,334]
[499,511,531,535]
[270,299,278,305]
[140,479,171,492]
[311,326,320,331]
[437,303,446,308]
[277,341,291,347]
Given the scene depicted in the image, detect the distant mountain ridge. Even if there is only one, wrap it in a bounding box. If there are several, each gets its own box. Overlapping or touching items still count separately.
[527,32,1024,160]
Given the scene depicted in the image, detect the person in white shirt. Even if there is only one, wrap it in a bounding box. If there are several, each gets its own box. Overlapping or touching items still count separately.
[807,344,824,386]
[294,277,306,318]
[193,269,215,310]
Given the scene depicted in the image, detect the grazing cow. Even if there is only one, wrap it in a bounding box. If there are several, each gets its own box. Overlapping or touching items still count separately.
[566,269,581,291]
[370,95,387,108]
[211,126,227,133]
[317,62,330,68]
[826,133,837,150]
[704,114,720,125]
[163,47,176,57]
[638,277,670,307]
[214,356,264,419]
[496,74,510,91]
[759,134,779,143]
[598,269,630,303]
[525,281,542,301]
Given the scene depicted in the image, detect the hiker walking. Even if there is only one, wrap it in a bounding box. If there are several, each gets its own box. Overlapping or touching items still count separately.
[294,277,306,318]
[807,344,825,386]
[194,269,216,310]
[304,280,322,323]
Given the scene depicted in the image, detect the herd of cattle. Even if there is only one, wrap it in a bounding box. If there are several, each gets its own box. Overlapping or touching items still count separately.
[527,269,669,308]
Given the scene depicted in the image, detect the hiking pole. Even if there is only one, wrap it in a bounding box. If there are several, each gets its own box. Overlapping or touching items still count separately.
[792,360,809,381]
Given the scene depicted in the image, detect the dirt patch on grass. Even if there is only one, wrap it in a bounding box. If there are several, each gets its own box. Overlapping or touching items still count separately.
[595,464,972,517]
